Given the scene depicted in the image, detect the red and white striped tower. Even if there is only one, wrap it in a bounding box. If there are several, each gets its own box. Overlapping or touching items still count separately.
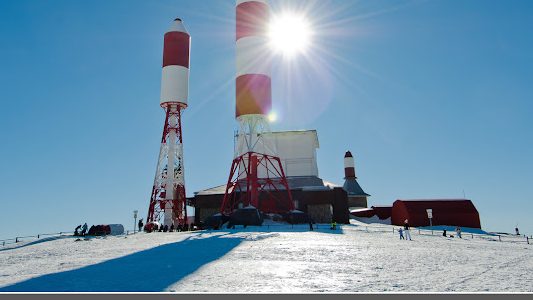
[221,0,293,215]
[235,0,272,155]
[344,151,356,179]
[147,18,191,227]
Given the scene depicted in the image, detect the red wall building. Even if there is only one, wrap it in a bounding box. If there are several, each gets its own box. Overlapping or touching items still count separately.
[391,199,481,228]
[350,206,392,220]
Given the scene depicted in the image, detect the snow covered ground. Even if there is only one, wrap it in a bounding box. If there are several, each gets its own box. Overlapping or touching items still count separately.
[0,221,531,292]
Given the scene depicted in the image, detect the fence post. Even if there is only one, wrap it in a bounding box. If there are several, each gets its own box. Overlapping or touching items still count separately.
[15,237,18,243]
[498,235,501,242]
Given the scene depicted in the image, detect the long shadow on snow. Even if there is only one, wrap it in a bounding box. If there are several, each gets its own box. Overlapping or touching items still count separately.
[0,233,242,292]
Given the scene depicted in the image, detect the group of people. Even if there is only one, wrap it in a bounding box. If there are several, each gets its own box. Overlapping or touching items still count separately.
[398,220,412,240]
[398,220,466,240]
[74,223,88,236]
[139,218,197,233]
[442,226,462,238]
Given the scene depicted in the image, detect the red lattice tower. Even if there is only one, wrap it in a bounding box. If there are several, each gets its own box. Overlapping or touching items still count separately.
[147,18,190,226]
[221,151,294,215]
[221,0,294,215]
[147,104,187,226]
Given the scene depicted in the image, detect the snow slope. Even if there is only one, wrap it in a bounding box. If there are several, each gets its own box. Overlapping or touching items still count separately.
[0,222,531,292]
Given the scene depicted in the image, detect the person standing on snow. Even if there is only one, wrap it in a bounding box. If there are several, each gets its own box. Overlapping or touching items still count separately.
[455,226,462,238]
[138,218,144,232]
[404,219,412,240]
[81,223,88,236]
[74,224,82,236]
[331,221,337,230]
[515,226,520,236]
[398,227,404,240]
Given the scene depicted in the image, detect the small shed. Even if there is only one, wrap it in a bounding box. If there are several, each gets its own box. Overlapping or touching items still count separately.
[391,199,481,228]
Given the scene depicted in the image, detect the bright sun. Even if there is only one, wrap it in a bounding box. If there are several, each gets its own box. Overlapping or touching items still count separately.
[267,111,278,123]
[268,12,312,57]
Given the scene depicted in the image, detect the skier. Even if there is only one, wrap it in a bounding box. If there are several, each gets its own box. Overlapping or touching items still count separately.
[80,223,88,236]
[455,226,462,239]
[398,227,404,240]
[403,219,412,240]
[443,229,447,237]
[515,226,520,236]
[309,219,314,231]
[138,218,143,232]
[170,223,174,232]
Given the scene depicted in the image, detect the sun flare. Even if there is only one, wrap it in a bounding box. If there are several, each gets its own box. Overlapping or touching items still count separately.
[268,12,312,57]
[267,111,278,123]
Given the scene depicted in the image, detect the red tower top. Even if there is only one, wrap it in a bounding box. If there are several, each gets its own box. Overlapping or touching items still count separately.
[160,18,191,107]
[344,151,356,179]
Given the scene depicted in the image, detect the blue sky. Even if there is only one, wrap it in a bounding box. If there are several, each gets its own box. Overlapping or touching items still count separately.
[1,0,532,239]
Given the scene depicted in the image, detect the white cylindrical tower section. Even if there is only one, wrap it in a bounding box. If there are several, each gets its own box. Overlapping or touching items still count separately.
[344,151,356,178]
[161,18,191,107]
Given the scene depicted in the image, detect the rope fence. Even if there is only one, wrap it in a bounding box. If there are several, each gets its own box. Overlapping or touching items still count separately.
[0,230,139,247]
[2,224,531,247]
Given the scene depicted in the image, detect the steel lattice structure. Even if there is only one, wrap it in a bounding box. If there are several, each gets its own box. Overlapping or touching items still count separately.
[221,151,294,215]
[147,103,187,226]
[221,0,294,216]
[146,18,190,227]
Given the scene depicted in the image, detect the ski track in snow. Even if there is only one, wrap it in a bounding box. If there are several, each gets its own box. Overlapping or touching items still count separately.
[0,222,531,292]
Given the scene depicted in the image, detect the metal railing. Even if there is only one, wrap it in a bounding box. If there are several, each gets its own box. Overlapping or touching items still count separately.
[247,223,532,245]
[346,223,531,244]
[0,231,76,247]
[413,227,531,244]
[0,228,147,247]
[2,224,530,247]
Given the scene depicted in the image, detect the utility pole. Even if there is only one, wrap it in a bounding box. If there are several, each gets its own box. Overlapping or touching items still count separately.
[133,210,138,234]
